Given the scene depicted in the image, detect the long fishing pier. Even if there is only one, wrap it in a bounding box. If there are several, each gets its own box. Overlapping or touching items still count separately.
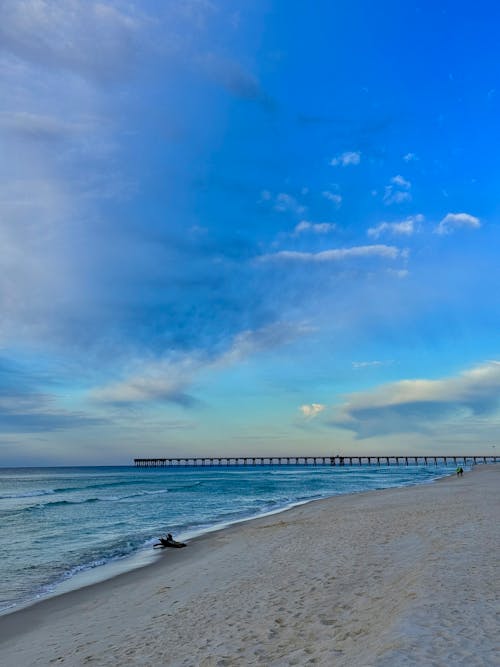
[134,455,499,468]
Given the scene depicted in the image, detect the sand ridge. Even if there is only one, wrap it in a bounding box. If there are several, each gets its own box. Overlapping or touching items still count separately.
[0,465,498,666]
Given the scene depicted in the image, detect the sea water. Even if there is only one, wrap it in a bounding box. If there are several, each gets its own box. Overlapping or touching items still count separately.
[0,463,456,614]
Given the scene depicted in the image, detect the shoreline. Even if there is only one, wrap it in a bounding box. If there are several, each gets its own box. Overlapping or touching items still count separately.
[1,464,497,666]
[0,466,455,618]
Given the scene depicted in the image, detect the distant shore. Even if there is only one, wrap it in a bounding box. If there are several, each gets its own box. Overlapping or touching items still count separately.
[0,464,498,666]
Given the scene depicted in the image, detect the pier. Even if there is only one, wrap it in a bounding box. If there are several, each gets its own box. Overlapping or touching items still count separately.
[134,455,499,468]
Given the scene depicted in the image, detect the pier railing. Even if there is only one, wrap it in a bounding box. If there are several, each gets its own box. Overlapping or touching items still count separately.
[133,455,499,468]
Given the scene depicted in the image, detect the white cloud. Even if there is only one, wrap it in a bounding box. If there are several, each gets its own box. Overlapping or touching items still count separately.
[330,151,361,167]
[218,322,313,366]
[383,175,412,205]
[352,360,393,369]
[368,214,423,238]
[333,360,500,438]
[300,403,325,419]
[259,245,401,263]
[390,175,411,189]
[386,268,409,279]
[260,191,305,215]
[274,192,306,215]
[403,153,417,162]
[322,190,342,207]
[434,212,481,235]
[294,221,336,235]
[385,191,411,205]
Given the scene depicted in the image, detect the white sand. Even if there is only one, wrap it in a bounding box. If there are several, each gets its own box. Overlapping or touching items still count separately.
[0,465,498,666]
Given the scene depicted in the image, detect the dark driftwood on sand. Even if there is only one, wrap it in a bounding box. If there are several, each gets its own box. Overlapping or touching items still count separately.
[154,538,187,549]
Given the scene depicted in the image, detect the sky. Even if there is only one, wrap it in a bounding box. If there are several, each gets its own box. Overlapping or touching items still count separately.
[1,0,499,465]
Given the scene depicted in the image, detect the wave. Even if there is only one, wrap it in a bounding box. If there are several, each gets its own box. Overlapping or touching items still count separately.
[50,479,148,494]
[0,479,139,500]
[0,483,174,503]
[114,489,169,500]
[164,481,202,491]
[33,497,102,509]
[1,533,156,614]
[3,488,174,516]
[0,489,57,500]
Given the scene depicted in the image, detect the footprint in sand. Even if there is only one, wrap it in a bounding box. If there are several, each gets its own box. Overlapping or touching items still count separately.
[155,586,171,594]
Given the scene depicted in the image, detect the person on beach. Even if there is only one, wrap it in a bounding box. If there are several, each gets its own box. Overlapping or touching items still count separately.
[456,466,464,477]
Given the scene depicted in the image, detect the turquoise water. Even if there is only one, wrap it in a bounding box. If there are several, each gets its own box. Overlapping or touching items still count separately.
[0,464,456,614]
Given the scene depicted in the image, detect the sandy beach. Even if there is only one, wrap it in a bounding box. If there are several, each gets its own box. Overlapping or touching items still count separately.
[0,465,498,666]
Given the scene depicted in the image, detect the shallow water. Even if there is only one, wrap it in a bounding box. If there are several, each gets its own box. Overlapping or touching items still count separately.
[0,463,456,613]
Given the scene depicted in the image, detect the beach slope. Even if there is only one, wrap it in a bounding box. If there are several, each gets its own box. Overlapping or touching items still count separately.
[0,465,498,666]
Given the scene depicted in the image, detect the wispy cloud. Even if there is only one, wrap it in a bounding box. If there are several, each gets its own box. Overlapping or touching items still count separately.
[386,268,409,279]
[322,190,342,207]
[90,361,198,408]
[434,212,481,235]
[274,192,306,215]
[294,221,336,235]
[352,360,393,369]
[332,361,500,438]
[391,175,411,188]
[261,191,306,215]
[0,0,143,82]
[330,151,361,166]
[219,321,313,365]
[368,214,423,238]
[259,245,401,263]
[90,322,313,407]
[0,111,95,142]
[403,152,417,162]
[383,175,412,205]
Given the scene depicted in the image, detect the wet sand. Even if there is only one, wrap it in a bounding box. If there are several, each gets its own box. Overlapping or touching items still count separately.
[0,465,498,666]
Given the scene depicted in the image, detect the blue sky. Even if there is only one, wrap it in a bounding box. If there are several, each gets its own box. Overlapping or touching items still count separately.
[1,0,499,464]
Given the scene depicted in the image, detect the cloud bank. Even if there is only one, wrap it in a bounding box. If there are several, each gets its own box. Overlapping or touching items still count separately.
[333,361,500,438]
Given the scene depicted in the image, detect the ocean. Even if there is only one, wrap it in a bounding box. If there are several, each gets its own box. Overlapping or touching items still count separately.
[0,463,457,614]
